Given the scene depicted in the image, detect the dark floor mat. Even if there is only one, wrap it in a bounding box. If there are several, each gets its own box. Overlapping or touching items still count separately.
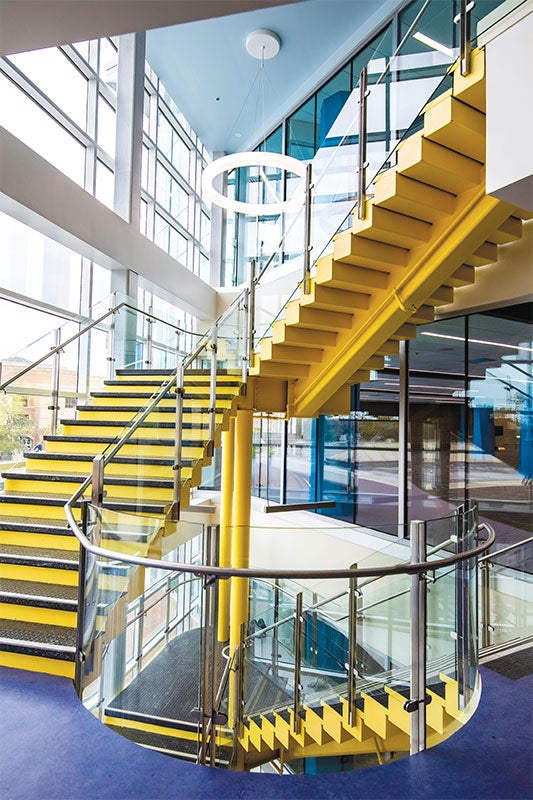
[484,646,532,680]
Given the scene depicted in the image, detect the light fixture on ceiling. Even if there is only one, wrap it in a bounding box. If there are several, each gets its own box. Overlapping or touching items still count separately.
[202,151,306,215]
[203,27,307,216]
[245,29,281,60]
[421,332,533,352]
[413,31,454,58]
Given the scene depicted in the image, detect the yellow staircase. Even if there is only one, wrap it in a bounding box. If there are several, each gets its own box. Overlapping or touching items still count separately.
[0,369,242,677]
[237,672,470,768]
[251,49,529,418]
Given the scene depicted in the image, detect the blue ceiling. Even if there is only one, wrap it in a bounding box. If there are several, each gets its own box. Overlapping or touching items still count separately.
[146,0,402,154]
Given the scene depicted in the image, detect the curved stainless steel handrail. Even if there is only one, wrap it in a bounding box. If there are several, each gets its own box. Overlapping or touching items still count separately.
[64,502,495,581]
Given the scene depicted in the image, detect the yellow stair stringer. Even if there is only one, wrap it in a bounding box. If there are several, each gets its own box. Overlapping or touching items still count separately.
[237,668,482,766]
[289,187,515,418]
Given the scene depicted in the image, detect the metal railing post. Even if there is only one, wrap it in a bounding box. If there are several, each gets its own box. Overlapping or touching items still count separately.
[49,328,61,435]
[457,0,474,77]
[480,560,492,649]
[171,360,184,522]
[347,565,358,727]
[357,66,369,220]
[136,596,145,672]
[271,578,280,678]
[74,498,90,697]
[208,323,218,458]
[408,519,427,755]
[293,592,303,734]
[303,163,313,294]
[237,621,247,730]
[145,314,153,368]
[108,309,117,380]
[244,258,256,387]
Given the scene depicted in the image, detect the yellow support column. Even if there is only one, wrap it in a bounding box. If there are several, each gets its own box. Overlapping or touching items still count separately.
[228,408,253,727]
[217,415,235,643]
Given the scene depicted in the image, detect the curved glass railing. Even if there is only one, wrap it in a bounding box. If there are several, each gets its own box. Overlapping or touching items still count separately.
[71,494,496,771]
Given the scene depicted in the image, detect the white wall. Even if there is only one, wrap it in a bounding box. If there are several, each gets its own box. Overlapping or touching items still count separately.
[481,2,533,211]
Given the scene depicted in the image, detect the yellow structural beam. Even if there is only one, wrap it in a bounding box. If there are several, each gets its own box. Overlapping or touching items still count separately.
[217,415,235,643]
[228,409,253,725]
[291,188,515,417]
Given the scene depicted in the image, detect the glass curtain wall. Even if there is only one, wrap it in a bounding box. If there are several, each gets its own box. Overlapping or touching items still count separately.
[0,38,118,198]
[141,61,212,280]
[222,0,463,289]
[251,305,533,547]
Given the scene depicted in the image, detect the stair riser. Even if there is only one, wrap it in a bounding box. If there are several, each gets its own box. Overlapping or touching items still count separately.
[353,208,432,249]
[0,502,81,521]
[81,397,233,409]
[397,136,482,195]
[0,564,78,586]
[0,603,77,628]
[3,479,176,502]
[0,532,78,552]
[373,170,456,223]
[44,441,204,458]
[73,409,226,423]
[25,460,174,479]
[104,382,239,395]
[0,650,75,678]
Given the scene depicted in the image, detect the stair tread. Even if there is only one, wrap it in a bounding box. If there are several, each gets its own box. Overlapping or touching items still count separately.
[0,543,78,565]
[0,577,79,610]
[45,435,206,447]
[0,577,121,610]
[0,491,170,512]
[24,452,175,465]
[0,618,76,653]
[91,391,236,399]
[58,420,206,430]
[0,577,78,599]
[4,470,174,488]
[75,405,227,412]
[0,516,70,534]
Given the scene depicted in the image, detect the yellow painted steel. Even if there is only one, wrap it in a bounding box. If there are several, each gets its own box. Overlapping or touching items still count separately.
[0,531,78,551]
[0,650,74,678]
[228,409,253,725]
[373,168,456,223]
[0,603,77,628]
[291,188,515,418]
[0,501,80,520]
[0,563,78,586]
[105,715,232,746]
[217,415,235,643]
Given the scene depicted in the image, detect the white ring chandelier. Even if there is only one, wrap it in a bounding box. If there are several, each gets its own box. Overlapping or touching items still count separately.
[202,151,307,216]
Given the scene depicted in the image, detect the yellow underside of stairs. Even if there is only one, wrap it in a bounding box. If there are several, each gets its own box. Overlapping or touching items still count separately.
[237,673,474,767]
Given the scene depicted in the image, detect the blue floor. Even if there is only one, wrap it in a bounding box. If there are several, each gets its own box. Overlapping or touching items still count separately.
[0,664,531,800]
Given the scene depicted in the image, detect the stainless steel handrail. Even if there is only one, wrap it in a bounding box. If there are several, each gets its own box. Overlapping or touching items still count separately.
[478,535,533,563]
[64,288,248,518]
[0,299,202,394]
[65,504,495,582]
